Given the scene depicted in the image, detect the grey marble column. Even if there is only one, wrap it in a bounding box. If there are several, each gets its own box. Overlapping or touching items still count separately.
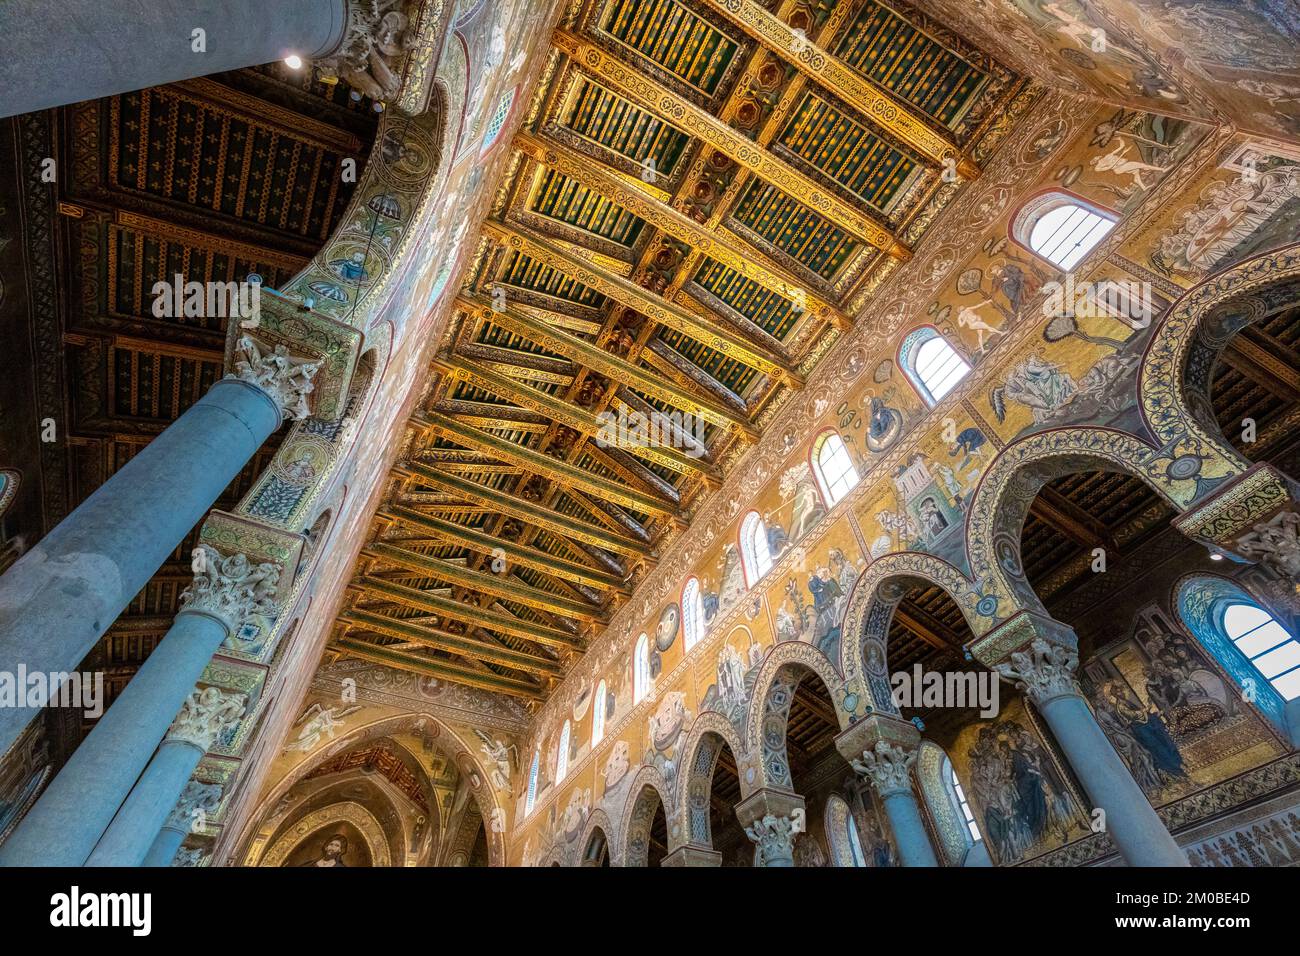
[86,697,240,867]
[851,741,940,867]
[0,0,349,119]
[0,544,272,867]
[0,338,317,758]
[996,638,1189,867]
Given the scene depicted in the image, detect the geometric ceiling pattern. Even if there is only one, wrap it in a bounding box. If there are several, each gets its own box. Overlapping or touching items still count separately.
[331,0,1023,705]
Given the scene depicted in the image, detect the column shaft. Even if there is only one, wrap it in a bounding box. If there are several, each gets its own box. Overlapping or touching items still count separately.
[880,789,939,867]
[85,739,204,867]
[0,0,348,119]
[1037,693,1188,866]
[0,611,228,866]
[0,378,278,756]
[144,824,188,868]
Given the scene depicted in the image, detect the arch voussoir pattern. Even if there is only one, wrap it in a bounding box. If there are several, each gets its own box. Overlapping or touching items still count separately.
[745,641,846,792]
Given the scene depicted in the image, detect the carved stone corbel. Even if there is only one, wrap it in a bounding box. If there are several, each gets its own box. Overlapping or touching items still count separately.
[1173,463,1300,584]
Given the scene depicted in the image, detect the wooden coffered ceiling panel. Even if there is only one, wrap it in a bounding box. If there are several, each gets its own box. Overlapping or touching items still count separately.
[329,0,1024,705]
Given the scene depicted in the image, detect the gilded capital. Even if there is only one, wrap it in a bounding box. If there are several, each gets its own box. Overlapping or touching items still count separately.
[165,686,247,752]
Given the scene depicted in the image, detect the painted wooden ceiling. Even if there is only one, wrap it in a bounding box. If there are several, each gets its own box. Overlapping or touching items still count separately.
[331,0,1021,706]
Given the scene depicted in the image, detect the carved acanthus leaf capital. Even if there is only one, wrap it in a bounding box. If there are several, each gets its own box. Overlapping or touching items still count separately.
[180,544,281,633]
[743,813,798,865]
[227,335,320,421]
[1236,510,1300,583]
[165,686,247,752]
[164,781,224,833]
[993,637,1080,705]
[850,740,918,796]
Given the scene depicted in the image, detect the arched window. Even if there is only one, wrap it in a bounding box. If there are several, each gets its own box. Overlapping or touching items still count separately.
[592,680,608,746]
[739,511,774,586]
[1222,603,1300,701]
[1014,192,1116,271]
[1177,575,1300,734]
[899,327,970,406]
[916,741,979,864]
[682,578,704,651]
[947,758,982,844]
[812,431,860,506]
[556,721,572,783]
[633,633,651,704]
[823,794,865,867]
[525,750,540,813]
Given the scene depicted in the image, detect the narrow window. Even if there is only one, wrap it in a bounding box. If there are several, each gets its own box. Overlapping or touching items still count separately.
[900,327,970,406]
[634,633,651,703]
[592,680,607,746]
[740,511,774,586]
[812,431,860,506]
[682,578,704,651]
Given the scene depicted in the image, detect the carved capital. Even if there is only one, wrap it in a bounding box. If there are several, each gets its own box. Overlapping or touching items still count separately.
[993,637,1081,706]
[743,814,798,866]
[180,543,282,634]
[316,0,419,103]
[163,781,224,833]
[227,334,321,421]
[165,686,247,752]
[1237,510,1300,583]
[850,740,918,797]
[1173,464,1300,582]
[221,289,365,422]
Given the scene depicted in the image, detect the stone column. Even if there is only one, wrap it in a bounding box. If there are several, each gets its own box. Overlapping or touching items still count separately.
[977,613,1189,867]
[0,302,358,758]
[736,789,804,868]
[0,535,284,867]
[836,716,938,867]
[0,0,426,119]
[142,782,224,868]
[86,692,243,867]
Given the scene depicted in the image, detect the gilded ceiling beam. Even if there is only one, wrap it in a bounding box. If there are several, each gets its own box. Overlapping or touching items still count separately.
[340,605,566,675]
[332,636,544,699]
[412,412,679,518]
[436,353,721,485]
[695,0,979,180]
[551,29,911,261]
[481,220,801,384]
[393,462,653,557]
[514,131,853,332]
[455,294,758,438]
[354,577,583,651]
[380,505,630,592]
[365,541,607,622]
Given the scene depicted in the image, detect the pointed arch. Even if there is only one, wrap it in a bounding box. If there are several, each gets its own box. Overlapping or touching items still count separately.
[682,578,704,652]
[675,711,751,847]
[1139,243,1300,502]
[964,426,1188,619]
[578,808,616,867]
[633,632,651,704]
[239,712,508,868]
[619,767,674,867]
[838,551,987,711]
[745,641,846,791]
